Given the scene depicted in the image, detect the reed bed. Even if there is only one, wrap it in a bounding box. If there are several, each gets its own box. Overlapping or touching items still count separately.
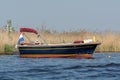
[0,29,120,54]
[41,31,120,52]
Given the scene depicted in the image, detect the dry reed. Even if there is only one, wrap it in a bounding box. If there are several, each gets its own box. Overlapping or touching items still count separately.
[0,29,120,54]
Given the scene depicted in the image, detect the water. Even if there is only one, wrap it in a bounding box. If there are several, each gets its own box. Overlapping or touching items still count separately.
[0,53,120,80]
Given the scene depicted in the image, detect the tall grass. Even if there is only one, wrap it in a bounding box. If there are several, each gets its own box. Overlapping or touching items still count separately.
[95,32,120,52]
[0,29,120,54]
[0,30,18,53]
[39,30,120,52]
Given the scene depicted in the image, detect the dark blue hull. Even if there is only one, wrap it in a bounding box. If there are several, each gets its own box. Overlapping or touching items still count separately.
[18,42,100,58]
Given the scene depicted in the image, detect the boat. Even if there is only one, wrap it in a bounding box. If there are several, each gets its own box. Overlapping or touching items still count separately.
[17,28,101,58]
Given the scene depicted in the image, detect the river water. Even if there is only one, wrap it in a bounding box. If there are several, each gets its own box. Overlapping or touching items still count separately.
[0,53,120,80]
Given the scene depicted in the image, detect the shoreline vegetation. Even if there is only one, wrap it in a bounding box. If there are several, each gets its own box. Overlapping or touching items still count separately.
[0,29,120,55]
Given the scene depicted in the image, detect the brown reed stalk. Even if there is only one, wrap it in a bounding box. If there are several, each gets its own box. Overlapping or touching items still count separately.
[0,29,120,53]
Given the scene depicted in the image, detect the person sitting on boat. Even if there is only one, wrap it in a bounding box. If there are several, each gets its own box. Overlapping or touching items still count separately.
[18,33,25,45]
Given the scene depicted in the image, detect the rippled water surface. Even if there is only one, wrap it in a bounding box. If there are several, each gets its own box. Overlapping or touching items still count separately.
[0,53,120,80]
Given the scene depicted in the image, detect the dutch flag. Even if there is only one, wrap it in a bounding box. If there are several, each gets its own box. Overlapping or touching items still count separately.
[18,33,24,44]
